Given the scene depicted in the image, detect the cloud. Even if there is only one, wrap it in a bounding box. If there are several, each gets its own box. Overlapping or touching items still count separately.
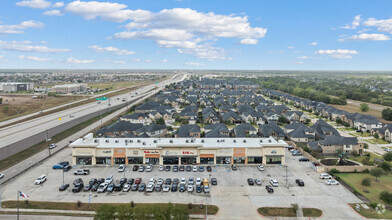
[309,42,317,46]
[161,59,168,63]
[295,61,304,64]
[43,9,63,16]
[104,59,125,64]
[315,49,359,59]
[89,45,135,55]
[340,15,361,29]
[16,0,51,8]
[240,38,258,45]
[184,62,205,66]
[66,57,94,63]
[288,46,294,49]
[363,17,392,34]
[0,20,44,34]
[18,55,50,61]
[53,2,64,7]
[131,58,141,62]
[338,33,390,42]
[297,56,312,60]
[0,40,70,53]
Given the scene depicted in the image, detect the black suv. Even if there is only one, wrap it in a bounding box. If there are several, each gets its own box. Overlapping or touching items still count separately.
[186,166,192,172]
[296,179,305,186]
[211,178,217,185]
[266,185,274,193]
[247,178,254,185]
[72,183,84,193]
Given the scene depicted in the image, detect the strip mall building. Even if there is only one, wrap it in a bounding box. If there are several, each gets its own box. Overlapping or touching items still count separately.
[70,133,287,166]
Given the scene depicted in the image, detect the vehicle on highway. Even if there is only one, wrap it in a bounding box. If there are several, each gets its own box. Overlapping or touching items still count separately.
[257,165,265,171]
[199,166,204,172]
[118,165,126,172]
[49,143,57,149]
[91,183,99,192]
[0,173,4,179]
[34,175,47,185]
[138,165,145,172]
[163,185,170,192]
[196,185,202,193]
[179,166,185,171]
[52,161,69,169]
[326,180,339,185]
[165,166,171,172]
[319,173,332,179]
[159,165,164,171]
[97,183,108,193]
[207,166,212,172]
[133,165,139,171]
[193,166,198,172]
[173,165,179,172]
[188,185,194,192]
[211,178,217,185]
[188,177,194,185]
[296,179,305,186]
[139,183,146,192]
[186,166,192,172]
[72,183,84,193]
[269,178,279,187]
[232,164,237,170]
[59,184,69,191]
[105,175,114,184]
[266,185,274,193]
[299,157,310,162]
[247,178,254,185]
[255,178,262,185]
[74,169,90,175]
[146,165,152,172]
[204,185,210,193]
[107,183,115,192]
[63,165,72,172]
[69,114,74,118]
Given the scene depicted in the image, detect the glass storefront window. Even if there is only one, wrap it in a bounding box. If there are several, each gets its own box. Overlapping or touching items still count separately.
[180,157,196,165]
[128,157,143,164]
[114,157,125,164]
[76,157,92,165]
[247,157,262,164]
[216,157,231,164]
[233,157,245,164]
[96,157,111,165]
[146,158,160,165]
[266,156,282,164]
[163,156,179,165]
[200,157,214,164]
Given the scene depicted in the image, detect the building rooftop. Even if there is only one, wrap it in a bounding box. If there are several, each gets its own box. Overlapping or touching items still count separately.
[70,133,288,149]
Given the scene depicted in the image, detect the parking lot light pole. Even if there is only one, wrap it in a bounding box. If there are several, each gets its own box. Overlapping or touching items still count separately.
[62,168,65,185]
[45,130,51,157]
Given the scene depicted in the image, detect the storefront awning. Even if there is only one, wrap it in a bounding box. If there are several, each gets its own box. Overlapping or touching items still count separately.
[145,154,160,158]
[200,154,215,158]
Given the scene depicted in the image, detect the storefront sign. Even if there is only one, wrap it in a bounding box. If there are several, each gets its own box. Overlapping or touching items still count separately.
[74,148,93,156]
[217,149,232,156]
[103,150,111,154]
[271,150,277,154]
[182,151,195,155]
[144,150,159,154]
[164,150,196,156]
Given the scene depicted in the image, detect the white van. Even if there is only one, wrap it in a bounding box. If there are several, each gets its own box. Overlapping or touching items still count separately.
[319,173,332,179]
[269,178,279,187]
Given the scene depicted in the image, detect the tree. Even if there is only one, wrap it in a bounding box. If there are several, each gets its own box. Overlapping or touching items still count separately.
[380,191,392,204]
[382,108,392,121]
[363,143,369,149]
[383,152,392,162]
[336,118,342,125]
[361,178,371,187]
[156,117,165,125]
[378,161,391,172]
[370,168,385,182]
[360,103,369,112]
[374,132,379,139]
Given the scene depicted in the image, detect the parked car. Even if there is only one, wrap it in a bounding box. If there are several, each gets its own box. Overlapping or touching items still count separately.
[179,166,185,171]
[204,185,210,193]
[107,183,115,192]
[83,184,92,191]
[202,178,209,186]
[163,185,170,192]
[74,169,90,175]
[188,185,194,192]
[97,178,105,184]
[59,184,69,191]
[155,184,162,192]
[120,178,127,186]
[127,178,135,185]
[247,178,254,185]
[186,166,192,172]
[319,173,332,179]
[49,143,57,149]
[63,165,72,172]
[97,183,108,193]
[207,166,212,172]
[114,183,122,191]
[179,184,186,192]
[123,183,131,192]
[199,166,204,172]
[180,178,186,185]
[165,178,172,185]
[196,185,202,193]
[138,183,146,192]
[257,165,265,171]
[89,178,98,186]
[173,178,179,185]
[133,165,139,171]
[138,165,145,172]
[149,178,156,185]
[292,152,302,156]
[118,165,126,172]
[91,183,99,192]
[53,161,69,169]
[326,180,339,185]
[265,185,274,193]
[299,157,310,162]
[188,177,194,185]
[146,165,152,172]
[34,175,47,185]
[157,178,164,185]
[211,178,217,185]
[269,178,279,187]
[135,178,142,184]
[105,175,114,184]
[171,184,178,192]
[193,166,198,172]
[0,173,3,179]
[232,164,237,170]
[196,178,201,186]
[131,184,139,191]
[296,179,305,186]
[72,183,84,193]
[255,178,262,185]
[159,165,164,171]
[173,165,179,172]
[73,178,83,185]
[165,166,171,172]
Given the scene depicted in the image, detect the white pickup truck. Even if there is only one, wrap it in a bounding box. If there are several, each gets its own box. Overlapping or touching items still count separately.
[73,169,90,175]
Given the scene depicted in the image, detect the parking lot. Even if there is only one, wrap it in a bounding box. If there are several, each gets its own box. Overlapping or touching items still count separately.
[1,146,365,219]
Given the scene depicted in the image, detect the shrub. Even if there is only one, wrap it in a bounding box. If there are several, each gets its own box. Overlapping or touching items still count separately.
[378,161,391,172]
[351,151,359,157]
[369,202,378,209]
[330,168,340,174]
[383,152,392,162]
[379,191,392,204]
[335,176,341,181]
[370,168,385,182]
[362,157,370,165]
[188,203,193,209]
[363,169,370,173]
[361,178,371,187]
[77,200,82,208]
[291,203,299,213]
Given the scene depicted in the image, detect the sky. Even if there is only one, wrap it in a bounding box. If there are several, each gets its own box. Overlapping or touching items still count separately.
[0,0,391,70]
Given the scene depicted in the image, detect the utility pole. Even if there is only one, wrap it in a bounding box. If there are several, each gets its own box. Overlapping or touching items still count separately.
[108,98,111,112]
[46,129,51,157]
[62,168,65,185]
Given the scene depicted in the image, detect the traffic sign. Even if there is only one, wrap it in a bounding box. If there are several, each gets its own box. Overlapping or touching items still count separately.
[96,97,107,101]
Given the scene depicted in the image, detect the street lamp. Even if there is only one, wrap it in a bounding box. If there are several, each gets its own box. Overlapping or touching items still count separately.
[13,108,21,122]
[45,130,52,157]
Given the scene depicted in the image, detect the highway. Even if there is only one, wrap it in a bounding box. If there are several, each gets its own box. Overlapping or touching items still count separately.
[0,73,186,160]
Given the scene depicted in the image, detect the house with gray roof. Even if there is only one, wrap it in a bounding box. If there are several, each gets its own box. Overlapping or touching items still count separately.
[119,113,152,125]
[175,124,201,138]
[258,123,285,141]
[310,119,340,140]
[205,123,230,138]
[96,121,144,137]
[221,111,242,124]
[307,135,363,155]
[232,123,258,137]
[285,123,315,143]
[134,123,167,137]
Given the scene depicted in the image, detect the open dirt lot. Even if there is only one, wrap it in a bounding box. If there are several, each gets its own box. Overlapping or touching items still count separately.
[1,147,365,219]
